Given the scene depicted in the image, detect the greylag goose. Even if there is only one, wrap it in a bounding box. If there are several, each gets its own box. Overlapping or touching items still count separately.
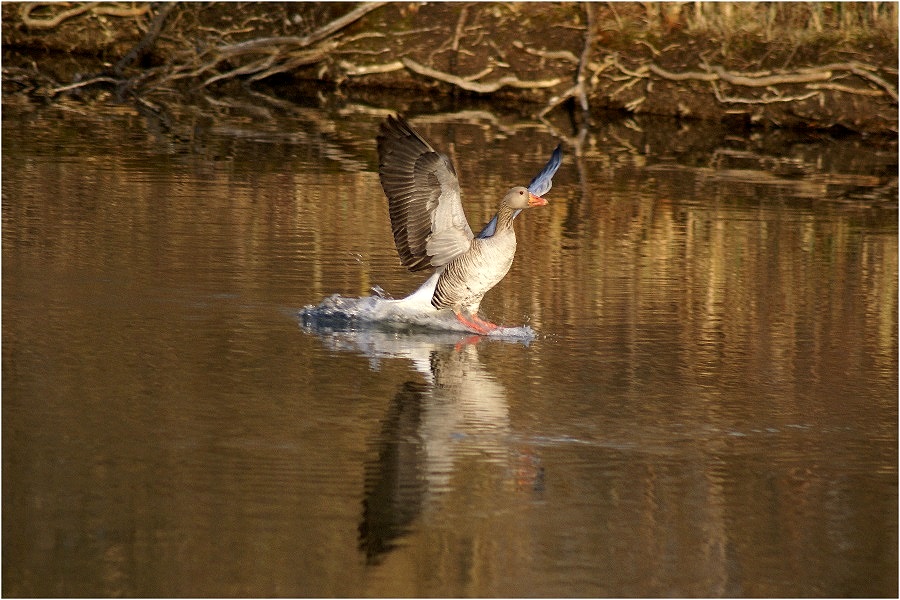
[377,115,561,334]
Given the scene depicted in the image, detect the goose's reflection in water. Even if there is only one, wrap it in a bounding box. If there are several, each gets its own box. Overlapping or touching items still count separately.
[302,324,542,565]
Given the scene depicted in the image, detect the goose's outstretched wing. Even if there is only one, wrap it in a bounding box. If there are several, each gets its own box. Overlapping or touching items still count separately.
[528,144,562,197]
[377,115,474,272]
[476,144,563,239]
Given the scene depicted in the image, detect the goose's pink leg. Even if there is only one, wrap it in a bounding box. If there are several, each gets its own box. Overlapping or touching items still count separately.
[470,313,500,332]
[454,310,499,335]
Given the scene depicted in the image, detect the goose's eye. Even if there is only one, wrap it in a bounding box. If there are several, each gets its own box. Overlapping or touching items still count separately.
[519,190,524,195]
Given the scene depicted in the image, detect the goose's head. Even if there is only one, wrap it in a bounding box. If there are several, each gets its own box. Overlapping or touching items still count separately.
[503,186,548,210]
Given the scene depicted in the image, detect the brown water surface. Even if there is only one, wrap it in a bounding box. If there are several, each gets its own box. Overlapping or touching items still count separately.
[3,102,897,597]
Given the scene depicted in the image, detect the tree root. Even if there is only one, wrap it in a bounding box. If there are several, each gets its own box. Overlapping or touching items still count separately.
[597,55,898,113]
[400,58,561,93]
[20,2,149,29]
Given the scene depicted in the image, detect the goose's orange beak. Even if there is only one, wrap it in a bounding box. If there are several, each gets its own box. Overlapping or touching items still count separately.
[528,192,549,207]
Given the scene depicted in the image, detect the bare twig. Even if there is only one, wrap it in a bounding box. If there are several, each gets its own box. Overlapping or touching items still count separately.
[613,57,651,80]
[339,60,405,77]
[451,4,469,52]
[624,96,646,111]
[609,75,644,99]
[513,41,580,64]
[48,76,119,95]
[539,83,582,118]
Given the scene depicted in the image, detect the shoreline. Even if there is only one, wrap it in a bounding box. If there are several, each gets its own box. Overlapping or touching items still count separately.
[3,2,897,134]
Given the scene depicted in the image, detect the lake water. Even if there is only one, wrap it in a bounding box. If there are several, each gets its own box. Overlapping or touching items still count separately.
[3,99,897,597]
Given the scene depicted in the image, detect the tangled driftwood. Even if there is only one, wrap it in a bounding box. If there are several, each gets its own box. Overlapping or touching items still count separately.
[4,2,897,132]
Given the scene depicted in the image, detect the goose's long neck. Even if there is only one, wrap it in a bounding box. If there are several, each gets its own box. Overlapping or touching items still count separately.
[493,204,519,234]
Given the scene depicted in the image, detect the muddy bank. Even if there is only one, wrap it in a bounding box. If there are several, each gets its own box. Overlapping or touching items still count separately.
[2,2,898,134]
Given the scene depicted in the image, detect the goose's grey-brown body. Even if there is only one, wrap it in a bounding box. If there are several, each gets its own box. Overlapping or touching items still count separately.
[429,197,519,312]
[377,115,559,333]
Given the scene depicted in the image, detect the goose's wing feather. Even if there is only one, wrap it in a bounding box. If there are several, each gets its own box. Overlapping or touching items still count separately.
[476,144,563,239]
[528,144,563,197]
[475,214,500,240]
[378,115,474,272]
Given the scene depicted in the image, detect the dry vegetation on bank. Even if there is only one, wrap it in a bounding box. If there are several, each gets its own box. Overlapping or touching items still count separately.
[2,2,897,132]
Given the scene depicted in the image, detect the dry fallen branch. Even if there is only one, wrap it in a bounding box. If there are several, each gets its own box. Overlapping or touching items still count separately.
[213,2,385,58]
[401,58,562,93]
[838,63,899,102]
[806,82,887,97]
[707,64,832,87]
[248,47,335,82]
[710,81,820,105]
[193,2,386,87]
[112,3,175,77]
[339,60,405,77]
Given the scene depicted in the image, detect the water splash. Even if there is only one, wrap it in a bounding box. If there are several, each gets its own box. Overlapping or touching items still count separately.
[298,290,536,341]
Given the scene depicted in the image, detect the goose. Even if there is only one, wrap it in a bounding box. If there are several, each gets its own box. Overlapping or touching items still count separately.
[377,115,561,334]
